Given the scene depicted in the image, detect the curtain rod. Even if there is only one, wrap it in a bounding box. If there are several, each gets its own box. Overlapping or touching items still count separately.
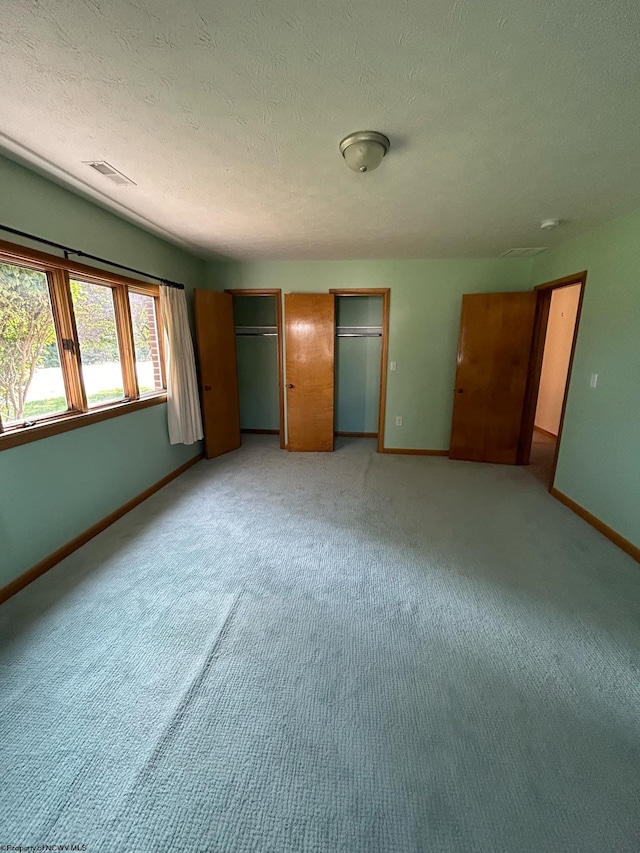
[0,223,185,290]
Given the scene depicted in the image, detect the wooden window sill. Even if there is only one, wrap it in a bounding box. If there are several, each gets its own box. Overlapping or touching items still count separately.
[0,394,167,451]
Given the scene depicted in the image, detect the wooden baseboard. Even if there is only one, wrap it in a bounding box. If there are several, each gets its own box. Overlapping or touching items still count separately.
[534,425,558,440]
[550,486,639,562]
[335,431,378,438]
[381,447,449,456]
[0,453,203,607]
[241,428,279,435]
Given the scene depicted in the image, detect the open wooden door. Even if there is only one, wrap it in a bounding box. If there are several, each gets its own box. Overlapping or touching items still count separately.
[449,291,537,464]
[194,289,241,459]
[285,293,335,452]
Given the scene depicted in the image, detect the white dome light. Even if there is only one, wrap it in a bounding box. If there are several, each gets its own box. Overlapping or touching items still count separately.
[339,131,390,173]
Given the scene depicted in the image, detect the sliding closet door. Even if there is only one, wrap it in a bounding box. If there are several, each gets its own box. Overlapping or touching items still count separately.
[285,293,335,452]
[194,289,241,459]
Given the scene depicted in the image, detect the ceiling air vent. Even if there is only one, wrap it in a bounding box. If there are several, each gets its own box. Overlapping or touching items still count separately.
[501,247,547,258]
[83,161,136,186]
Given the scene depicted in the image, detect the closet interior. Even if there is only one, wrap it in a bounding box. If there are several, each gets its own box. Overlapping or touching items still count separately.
[334,294,383,437]
[232,292,282,438]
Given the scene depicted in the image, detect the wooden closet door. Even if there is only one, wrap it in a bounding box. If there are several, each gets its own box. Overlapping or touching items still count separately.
[449,291,537,464]
[194,289,241,459]
[285,293,335,452]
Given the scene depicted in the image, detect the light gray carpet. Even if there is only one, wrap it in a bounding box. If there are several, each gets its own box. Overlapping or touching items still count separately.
[1,436,639,852]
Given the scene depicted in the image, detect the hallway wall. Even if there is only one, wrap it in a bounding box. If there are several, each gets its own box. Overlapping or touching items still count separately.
[535,284,581,435]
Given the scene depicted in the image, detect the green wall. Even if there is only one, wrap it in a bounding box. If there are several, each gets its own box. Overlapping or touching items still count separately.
[0,154,207,586]
[208,258,534,449]
[1,405,198,580]
[531,209,640,548]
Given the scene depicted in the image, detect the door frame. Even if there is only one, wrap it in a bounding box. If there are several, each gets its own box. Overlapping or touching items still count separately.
[518,271,587,489]
[225,288,285,449]
[329,288,390,453]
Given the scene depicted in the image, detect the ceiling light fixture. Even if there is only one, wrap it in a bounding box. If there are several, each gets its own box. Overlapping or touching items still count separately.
[339,131,390,173]
[540,218,561,230]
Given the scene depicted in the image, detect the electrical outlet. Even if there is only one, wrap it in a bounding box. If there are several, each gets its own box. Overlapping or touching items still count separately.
[590,373,598,388]
[395,416,402,426]
[390,361,397,371]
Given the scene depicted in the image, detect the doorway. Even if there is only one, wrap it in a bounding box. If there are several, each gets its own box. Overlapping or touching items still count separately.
[228,289,285,449]
[330,288,390,453]
[521,272,587,489]
[528,283,582,485]
[448,273,586,477]
[334,294,383,438]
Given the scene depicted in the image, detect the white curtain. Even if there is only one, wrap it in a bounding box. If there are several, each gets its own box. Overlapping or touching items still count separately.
[160,285,204,445]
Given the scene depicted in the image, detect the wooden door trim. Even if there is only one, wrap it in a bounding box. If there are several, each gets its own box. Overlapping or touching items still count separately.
[330,288,390,452]
[550,487,640,562]
[534,271,588,292]
[519,271,587,491]
[226,289,282,297]
[225,288,285,449]
[329,288,390,296]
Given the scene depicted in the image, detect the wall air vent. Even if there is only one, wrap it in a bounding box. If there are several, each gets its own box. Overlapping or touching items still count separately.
[501,247,547,258]
[83,161,136,186]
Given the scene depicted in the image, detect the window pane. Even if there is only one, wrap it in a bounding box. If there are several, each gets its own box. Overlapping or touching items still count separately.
[0,262,67,426]
[129,292,164,393]
[70,279,125,407]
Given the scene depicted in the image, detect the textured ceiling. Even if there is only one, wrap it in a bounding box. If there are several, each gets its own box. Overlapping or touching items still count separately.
[1,0,640,259]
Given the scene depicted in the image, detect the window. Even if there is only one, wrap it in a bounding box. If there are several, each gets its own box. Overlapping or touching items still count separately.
[0,242,166,449]
[71,279,126,407]
[129,290,164,395]
[0,261,68,426]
